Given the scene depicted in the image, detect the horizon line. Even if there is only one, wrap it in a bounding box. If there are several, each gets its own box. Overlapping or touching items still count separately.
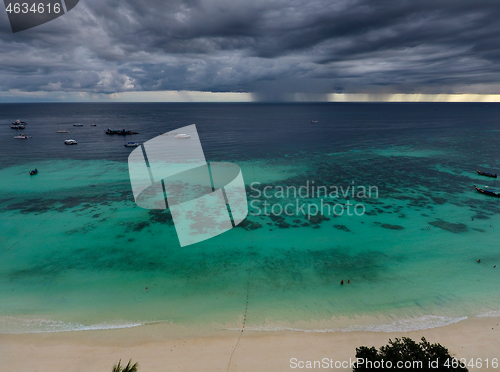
[1,91,500,103]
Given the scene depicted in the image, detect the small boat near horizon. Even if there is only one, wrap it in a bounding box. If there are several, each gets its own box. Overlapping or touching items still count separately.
[175,133,191,139]
[73,123,84,127]
[11,124,26,129]
[57,130,69,133]
[124,142,140,147]
[311,120,318,123]
[105,128,139,135]
[64,139,78,145]
[12,119,27,125]
[14,134,29,139]
[474,185,500,197]
[476,168,497,178]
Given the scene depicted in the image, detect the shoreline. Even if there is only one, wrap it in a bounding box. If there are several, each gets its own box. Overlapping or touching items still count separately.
[0,310,481,335]
[1,316,499,371]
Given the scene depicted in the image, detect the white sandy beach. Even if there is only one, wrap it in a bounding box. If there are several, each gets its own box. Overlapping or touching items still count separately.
[1,316,499,372]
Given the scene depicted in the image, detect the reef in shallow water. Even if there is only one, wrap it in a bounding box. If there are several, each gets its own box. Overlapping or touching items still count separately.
[429,220,468,233]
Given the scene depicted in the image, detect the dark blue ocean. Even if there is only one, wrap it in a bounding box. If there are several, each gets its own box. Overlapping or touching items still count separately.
[2,102,500,166]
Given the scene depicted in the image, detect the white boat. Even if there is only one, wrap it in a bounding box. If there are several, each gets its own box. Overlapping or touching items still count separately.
[90,124,97,127]
[57,130,69,133]
[12,119,27,125]
[311,120,318,124]
[73,123,84,127]
[124,142,140,147]
[64,139,78,145]
[175,133,191,139]
[11,124,26,129]
[14,134,29,139]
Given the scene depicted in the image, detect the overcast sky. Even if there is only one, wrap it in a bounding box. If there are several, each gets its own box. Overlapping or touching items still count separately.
[1,0,500,101]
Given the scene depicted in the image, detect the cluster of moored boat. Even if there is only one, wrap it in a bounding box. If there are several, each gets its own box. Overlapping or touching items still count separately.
[475,168,500,197]
[61,123,100,145]
[12,119,191,147]
[11,120,30,139]
[64,127,142,146]
[59,126,84,144]
[11,119,143,147]
[15,120,192,176]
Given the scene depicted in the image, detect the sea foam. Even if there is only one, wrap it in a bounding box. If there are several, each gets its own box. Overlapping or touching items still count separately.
[226,315,468,333]
[0,316,144,334]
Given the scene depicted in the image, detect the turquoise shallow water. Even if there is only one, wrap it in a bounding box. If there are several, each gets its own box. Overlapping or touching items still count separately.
[1,151,500,334]
[1,103,500,334]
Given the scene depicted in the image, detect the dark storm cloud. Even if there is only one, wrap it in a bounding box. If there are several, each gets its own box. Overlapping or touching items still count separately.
[0,0,500,99]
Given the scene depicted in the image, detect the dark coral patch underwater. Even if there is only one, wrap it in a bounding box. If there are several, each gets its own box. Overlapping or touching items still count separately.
[429,221,468,233]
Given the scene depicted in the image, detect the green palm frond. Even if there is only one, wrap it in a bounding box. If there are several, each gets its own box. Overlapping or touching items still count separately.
[112,359,138,372]
[112,360,122,372]
[123,360,138,372]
